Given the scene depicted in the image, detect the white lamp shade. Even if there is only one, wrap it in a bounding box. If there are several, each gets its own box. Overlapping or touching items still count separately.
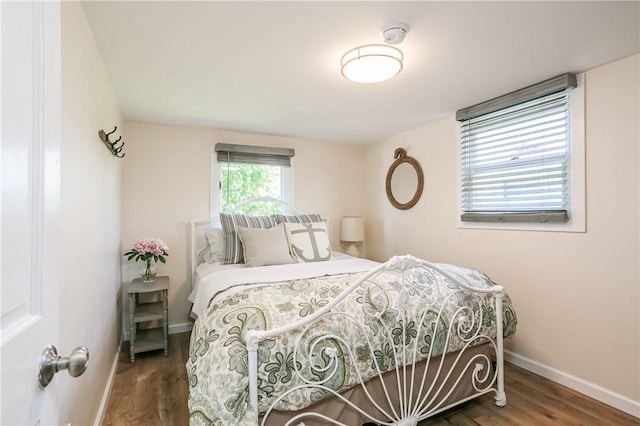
[341,44,403,84]
[340,217,365,242]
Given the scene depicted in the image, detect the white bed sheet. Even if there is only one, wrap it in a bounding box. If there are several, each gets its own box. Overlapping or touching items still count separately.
[189,252,379,317]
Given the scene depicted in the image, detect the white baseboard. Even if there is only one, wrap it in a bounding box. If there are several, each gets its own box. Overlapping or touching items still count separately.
[169,322,193,335]
[93,344,121,426]
[505,350,640,418]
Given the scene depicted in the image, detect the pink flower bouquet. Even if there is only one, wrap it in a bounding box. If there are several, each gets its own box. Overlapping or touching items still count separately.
[125,237,169,282]
[124,237,169,264]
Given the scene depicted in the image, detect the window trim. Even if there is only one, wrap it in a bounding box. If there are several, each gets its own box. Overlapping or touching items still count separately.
[210,146,294,216]
[456,73,585,233]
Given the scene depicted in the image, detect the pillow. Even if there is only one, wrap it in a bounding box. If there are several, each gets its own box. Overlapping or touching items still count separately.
[236,224,294,267]
[203,228,225,264]
[273,213,323,224]
[284,221,333,263]
[219,213,277,264]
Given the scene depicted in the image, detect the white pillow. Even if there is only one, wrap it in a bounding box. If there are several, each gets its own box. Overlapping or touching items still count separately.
[284,221,333,263]
[236,224,294,267]
[203,228,225,264]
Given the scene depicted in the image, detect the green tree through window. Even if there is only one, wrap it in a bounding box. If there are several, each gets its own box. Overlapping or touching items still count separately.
[219,163,283,214]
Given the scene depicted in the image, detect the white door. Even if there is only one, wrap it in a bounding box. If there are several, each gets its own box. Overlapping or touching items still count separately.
[1,1,61,424]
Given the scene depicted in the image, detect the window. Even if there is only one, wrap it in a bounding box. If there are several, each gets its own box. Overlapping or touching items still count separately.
[212,143,294,215]
[456,73,585,232]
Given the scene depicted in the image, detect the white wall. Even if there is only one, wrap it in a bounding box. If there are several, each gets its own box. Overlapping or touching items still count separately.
[364,54,640,413]
[60,3,123,425]
[120,122,366,332]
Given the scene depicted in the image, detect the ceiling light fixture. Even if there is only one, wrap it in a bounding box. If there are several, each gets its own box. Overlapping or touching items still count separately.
[341,22,409,84]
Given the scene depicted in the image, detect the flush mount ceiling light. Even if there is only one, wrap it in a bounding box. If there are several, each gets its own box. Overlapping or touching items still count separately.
[341,22,409,84]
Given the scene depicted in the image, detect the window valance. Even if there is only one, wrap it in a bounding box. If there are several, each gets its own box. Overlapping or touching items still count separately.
[215,143,295,167]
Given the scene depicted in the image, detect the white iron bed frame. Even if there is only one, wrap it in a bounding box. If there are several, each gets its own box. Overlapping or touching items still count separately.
[189,199,508,425]
[247,255,507,425]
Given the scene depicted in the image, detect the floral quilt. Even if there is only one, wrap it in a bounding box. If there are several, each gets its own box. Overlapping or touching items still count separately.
[187,262,517,425]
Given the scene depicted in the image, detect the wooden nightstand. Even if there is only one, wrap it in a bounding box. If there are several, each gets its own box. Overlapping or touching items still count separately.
[127,276,169,363]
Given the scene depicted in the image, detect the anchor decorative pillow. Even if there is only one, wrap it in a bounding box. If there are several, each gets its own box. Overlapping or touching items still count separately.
[283,221,332,263]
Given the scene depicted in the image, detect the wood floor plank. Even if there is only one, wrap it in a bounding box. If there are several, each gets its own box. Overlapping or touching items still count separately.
[506,363,638,425]
[459,401,518,426]
[130,353,163,425]
[471,395,542,426]
[101,333,640,426]
[494,384,556,426]
[441,411,483,425]
[160,338,189,426]
[101,352,139,426]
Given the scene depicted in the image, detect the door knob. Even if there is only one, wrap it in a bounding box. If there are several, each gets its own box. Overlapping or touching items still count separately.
[39,345,89,388]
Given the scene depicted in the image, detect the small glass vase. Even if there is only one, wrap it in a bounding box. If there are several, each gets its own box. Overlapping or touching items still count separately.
[140,259,157,283]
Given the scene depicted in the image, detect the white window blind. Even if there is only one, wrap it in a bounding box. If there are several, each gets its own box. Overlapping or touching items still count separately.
[457,74,576,223]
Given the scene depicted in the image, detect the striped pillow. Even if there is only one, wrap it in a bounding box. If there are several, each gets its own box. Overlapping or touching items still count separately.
[219,213,277,264]
[272,213,323,224]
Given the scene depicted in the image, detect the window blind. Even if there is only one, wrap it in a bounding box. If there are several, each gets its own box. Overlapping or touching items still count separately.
[457,74,577,223]
[215,143,295,167]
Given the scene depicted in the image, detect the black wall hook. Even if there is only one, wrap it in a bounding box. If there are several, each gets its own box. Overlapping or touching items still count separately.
[98,126,125,158]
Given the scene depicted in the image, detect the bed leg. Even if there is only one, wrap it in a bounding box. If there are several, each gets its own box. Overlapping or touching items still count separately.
[494,346,507,407]
[494,290,507,407]
[246,330,261,422]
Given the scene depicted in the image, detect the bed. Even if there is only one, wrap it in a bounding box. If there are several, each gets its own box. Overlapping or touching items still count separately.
[187,199,517,425]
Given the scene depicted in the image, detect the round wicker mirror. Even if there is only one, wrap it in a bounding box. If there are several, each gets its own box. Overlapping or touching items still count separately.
[385,148,424,210]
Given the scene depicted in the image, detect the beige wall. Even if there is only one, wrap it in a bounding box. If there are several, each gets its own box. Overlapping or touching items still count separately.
[118,55,637,414]
[60,3,123,425]
[365,54,640,407]
[120,123,367,329]
[58,3,638,420]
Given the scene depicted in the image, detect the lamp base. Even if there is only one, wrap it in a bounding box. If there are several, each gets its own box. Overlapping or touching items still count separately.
[344,242,361,258]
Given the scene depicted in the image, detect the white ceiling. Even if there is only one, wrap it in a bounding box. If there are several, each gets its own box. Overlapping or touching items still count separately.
[81,1,639,143]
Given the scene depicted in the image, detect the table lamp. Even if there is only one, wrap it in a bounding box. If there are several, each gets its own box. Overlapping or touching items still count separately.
[340,216,364,257]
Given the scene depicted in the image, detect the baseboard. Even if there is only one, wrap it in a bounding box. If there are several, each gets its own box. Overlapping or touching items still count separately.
[93,344,121,426]
[169,322,193,335]
[505,350,640,418]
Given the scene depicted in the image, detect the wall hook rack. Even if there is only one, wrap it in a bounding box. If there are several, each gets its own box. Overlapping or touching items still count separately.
[98,126,125,158]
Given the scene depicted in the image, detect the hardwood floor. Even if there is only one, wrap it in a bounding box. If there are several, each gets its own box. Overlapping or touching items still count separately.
[101,332,639,425]
[101,332,191,426]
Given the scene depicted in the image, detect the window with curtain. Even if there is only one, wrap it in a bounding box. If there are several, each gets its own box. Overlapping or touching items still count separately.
[213,143,294,214]
[457,73,581,225]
